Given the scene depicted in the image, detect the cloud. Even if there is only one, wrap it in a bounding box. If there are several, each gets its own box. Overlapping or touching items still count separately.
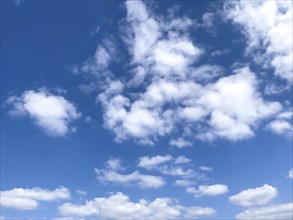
[224,1,293,84]
[0,187,70,210]
[76,0,283,145]
[59,192,216,219]
[199,166,213,172]
[137,155,172,169]
[287,168,293,179]
[229,184,277,207]
[174,180,196,187]
[95,159,165,189]
[170,138,192,148]
[211,49,230,57]
[79,38,117,76]
[105,158,124,171]
[137,154,196,179]
[175,156,191,164]
[267,120,293,136]
[95,169,164,189]
[5,89,80,136]
[236,203,293,220]
[187,184,228,198]
[197,67,281,141]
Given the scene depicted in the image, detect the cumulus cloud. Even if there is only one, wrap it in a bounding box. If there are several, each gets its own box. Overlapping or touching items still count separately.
[236,203,293,220]
[59,192,216,219]
[224,1,293,84]
[287,168,293,179]
[75,0,284,145]
[5,89,80,136]
[0,187,70,210]
[95,156,210,191]
[229,184,278,207]
[95,158,165,189]
[175,156,191,164]
[137,154,197,179]
[170,138,192,148]
[186,184,228,198]
[138,155,172,170]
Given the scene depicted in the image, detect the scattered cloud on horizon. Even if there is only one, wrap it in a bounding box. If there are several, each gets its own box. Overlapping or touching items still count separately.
[229,184,278,207]
[0,187,70,210]
[58,192,216,219]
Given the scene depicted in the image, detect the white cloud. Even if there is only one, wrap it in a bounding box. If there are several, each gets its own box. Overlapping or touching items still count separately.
[95,169,164,189]
[277,111,293,120]
[197,67,281,141]
[95,160,165,189]
[211,49,229,57]
[175,156,191,164]
[79,39,117,76]
[236,203,293,220]
[267,119,293,136]
[187,184,228,198]
[137,155,172,170]
[229,184,278,207]
[105,158,124,171]
[174,180,196,187]
[59,192,216,219]
[137,154,196,179]
[287,168,293,179]
[199,166,213,172]
[5,89,80,136]
[0,187,70,210]
[76,0,283,145]
[170,138,192,148]
[224,1,293,84]
[184,206,216,219]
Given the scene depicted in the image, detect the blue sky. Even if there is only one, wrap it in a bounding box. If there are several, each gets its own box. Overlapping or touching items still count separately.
[1,0,292,219]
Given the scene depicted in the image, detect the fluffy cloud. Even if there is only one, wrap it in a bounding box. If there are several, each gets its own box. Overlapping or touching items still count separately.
[5,89,80,136]
[95,169,165,189]
[224,1,293,84]
[137,154,196,179]
[229,184,277,207]
[0,187,70,210]
[197,67,281,141]
[287,168,293,179]
[76,0,284,145]
[95,158,165,189]
[187,184,228,198]
[59,192,216,219]
[267,110,292,137]
[137,155,172,170]
[170,138,192,148]
[95,156,210,191]
[236,203,293,220]
[175,156,191,164]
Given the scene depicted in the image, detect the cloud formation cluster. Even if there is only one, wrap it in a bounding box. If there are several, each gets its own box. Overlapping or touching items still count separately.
[95,155,209,189]
[0,187,70,210]
[59,192,216,219]
[224,1,293,84]
[77,0,285,145]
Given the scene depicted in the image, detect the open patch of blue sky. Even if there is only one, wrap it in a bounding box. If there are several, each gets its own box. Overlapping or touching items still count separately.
[1,0,292,219]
